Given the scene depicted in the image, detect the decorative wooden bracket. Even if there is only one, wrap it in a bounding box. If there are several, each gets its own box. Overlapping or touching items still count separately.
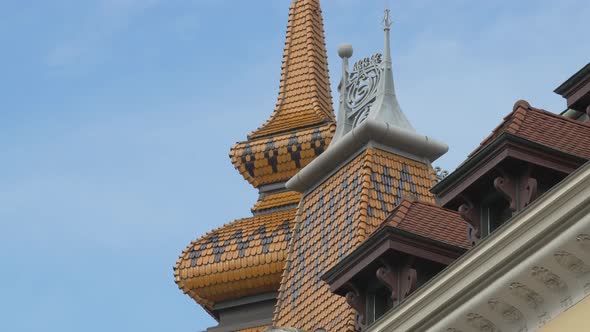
[494,167,539,211]
[458,198,481,241]
[375,258,417,303]
[344,282,366,330]
[400,262,417,298]
[586,105,590,123]
[493,175,517,211]
[519,167,538,209]
[376,264,397,301]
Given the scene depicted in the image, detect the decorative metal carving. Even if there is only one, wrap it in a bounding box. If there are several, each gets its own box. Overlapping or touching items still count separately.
[509,282,544,311]
[346,54,383,128]
[344,282,366,330]
[466,313,500,332]
[576,234,590,252]
[488,299,526,331]
[554,250,590,277]
[531,266,568,293]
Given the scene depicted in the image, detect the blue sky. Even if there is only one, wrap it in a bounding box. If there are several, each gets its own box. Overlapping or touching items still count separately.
[1,0,589,331]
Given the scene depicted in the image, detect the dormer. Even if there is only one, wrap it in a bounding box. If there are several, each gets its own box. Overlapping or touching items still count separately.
[432,99,590,245]
[556,62,590,122]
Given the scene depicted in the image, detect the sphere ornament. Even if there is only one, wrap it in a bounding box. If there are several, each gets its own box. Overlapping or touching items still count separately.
[338,43,353,59]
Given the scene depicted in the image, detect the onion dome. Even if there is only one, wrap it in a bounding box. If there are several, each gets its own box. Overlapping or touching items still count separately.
[174,0,336,322]
[229,0,336,188]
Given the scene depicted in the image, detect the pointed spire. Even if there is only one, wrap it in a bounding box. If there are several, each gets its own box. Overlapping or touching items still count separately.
[248,0,335,140]
[332,7,414,144]
[372,7,414,131]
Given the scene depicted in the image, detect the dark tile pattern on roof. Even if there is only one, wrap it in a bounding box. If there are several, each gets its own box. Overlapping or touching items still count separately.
[273,148,438,331]
[252,191,303,213]
[470,100,590,160]
[175,209,295,309]
[231,124,335,187]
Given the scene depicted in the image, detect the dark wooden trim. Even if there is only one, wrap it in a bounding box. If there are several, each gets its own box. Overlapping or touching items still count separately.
[435,134,585,206]
[322,227,465,294]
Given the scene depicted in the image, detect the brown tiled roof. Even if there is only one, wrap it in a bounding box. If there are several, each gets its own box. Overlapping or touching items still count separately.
[470,100,590,159]
[231,123,336,187]
[252,191,303,213]
[174,209,295,312]
[273,148,438,331]
[248,0,335,140]
[383,199,471,249]
[237,326,270,332]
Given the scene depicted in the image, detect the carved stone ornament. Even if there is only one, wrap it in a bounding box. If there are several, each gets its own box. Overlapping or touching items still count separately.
[346,53,383,128]
[488,299,524,323]
[509,282,544,311]
[531,266,568,293]
[576,234,590,252]
[446,329,463,332]
[554,250,590,277]
[466,313,500,332]
[488,299,527,331]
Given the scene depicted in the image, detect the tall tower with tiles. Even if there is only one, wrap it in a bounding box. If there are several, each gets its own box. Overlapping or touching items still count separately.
[174,1,336,331]
[271,8,449,332]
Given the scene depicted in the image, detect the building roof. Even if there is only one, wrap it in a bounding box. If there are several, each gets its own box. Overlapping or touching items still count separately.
[470,100,590,160]
[230,123,335,188]
[248,0,334,140]
[273,148,439,331]
[174,209,295,313]
[382,199,471,249]
[252,191,302,214]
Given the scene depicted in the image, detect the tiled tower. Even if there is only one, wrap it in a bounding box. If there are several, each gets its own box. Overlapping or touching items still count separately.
[174,1,336,331]
[272,9,449,331]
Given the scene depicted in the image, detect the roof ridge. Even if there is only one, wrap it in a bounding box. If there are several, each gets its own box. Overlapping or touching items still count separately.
[248,0,335,140]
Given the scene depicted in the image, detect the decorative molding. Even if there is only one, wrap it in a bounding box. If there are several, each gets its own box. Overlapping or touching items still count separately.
[554,250,590,277]
[466,313,500,332]
[576,234,590,251]
[508,282,544,312]
[531,266,568,293]
[488,299,526,331]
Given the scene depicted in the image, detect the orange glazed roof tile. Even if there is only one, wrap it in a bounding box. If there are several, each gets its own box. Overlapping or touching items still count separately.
[470,100,590,159]
[230,123,335,187]
[273,148,439,331]
[248,0,334,140]
[382,199,471,249]
[252,191,303,213]
[237,326,270,332]
[175,209,295,313]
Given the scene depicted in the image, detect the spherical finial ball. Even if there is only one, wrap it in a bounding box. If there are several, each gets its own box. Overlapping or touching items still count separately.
[338,43,353,59]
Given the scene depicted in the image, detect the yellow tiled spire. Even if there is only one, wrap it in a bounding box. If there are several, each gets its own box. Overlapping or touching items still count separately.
[248,0,335,140]
[230,0,336,188]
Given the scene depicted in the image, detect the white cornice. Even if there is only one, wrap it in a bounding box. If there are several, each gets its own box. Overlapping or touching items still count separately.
[367,162,590,332]
[286,119,448,193]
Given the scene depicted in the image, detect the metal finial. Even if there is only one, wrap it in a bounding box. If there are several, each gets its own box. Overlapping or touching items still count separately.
[383,8,393,30]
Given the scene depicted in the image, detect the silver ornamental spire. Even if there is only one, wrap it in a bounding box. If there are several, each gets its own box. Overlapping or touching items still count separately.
[333,7,415,144]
